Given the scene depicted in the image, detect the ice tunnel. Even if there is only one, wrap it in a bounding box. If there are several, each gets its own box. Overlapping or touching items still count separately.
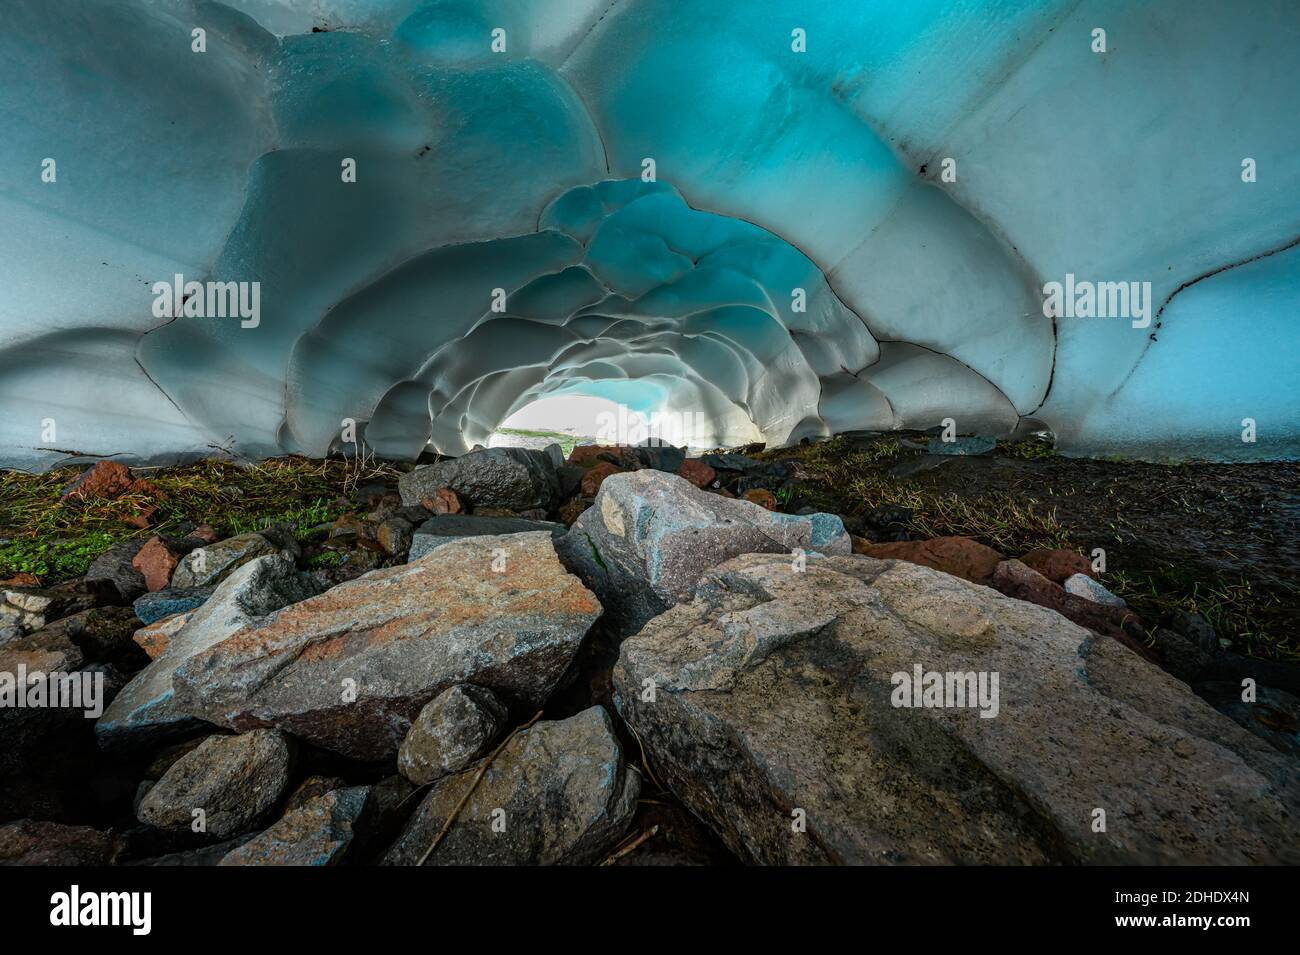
[1,0,1297,470]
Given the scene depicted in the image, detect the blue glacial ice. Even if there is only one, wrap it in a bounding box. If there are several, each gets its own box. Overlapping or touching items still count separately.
[0,0,1296,469]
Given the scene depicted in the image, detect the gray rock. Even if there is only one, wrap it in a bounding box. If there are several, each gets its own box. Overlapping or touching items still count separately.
[137,729,294,840]
[398,446,560,512]
[98,557,322,751]
[383,706,639,866]
[1063,572,1127,607]
[398,684,507,785]
[172,532,601,760]
[170,532,283,589]
[1196,682,1300,756]
[219,786,370,866]
[133,586,215,626]
[1153,627,1218,683]
[409,514,567,561]
[614,552,1300,864]
[557,469,851,636]
[632,443,686,472]
[85,539,148,603]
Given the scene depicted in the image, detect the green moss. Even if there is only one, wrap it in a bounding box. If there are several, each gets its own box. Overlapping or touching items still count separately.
[0,532,119,579]
[998,439,1056,461]
[305,549,345,569]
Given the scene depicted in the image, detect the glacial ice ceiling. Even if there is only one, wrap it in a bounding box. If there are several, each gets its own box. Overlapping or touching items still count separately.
[1,0,1298,470]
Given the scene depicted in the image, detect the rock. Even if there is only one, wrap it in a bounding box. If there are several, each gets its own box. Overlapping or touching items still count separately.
[580,461,622,497]
[557,464,586,499]
[1064,573,1126,607]
[676,459,717,489]
[137,729,294,840]
[399,446,560,513]
[398,684,507,785]
[740,488,779,510]
[219,786,370,866]
[558,470,851,637]
[632,443,686,473]
[927,435,997,456]
[132,585,214,626]
[98,556,322,750]
[61,460,137,501]
[1196,682,1300,756]
[85,539,148,603]
[171,532,283,589]
[0,588,55,634]
[132,610,193,660]
[0,573,40,588]
[558,499,590,526]
[1196,653,1300,697]
[132,537,183,593]
[284,775,346,812]
[1169,611,1219,652]
[0,819,118,865]
[861,503,913,542]
[383,706,638,866]
[1019,547,1095,584]
[127,834,257,866]
[375,517,413,557]
[408,514,567,562]
[28,605,146,670]
[568,445,638,469]
[989,559,1150,658]
[849,536,1003,584]
[421,487,463,515]
[173,532,601,760]
[614,552,1300,864]
[698,453,761,473]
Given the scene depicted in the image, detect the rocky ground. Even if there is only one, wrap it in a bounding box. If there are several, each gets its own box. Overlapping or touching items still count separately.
[1,436,1297,865]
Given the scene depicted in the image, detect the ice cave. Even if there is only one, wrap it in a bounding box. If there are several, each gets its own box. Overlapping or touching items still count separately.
[2,0,1298,470]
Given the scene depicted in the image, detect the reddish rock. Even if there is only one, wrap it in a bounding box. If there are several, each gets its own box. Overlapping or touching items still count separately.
[741,489,779,510]
[581,462,623,497]
[124,504,158,529]
[131,536,182,593]
[61,461,136,501]
[677,459,717,489]
[559,500,590,526]
[133,610,193,660]
[1019,548,1096,584]
[568,445,639,469]
[857,536,1003,584]
[989,559,1152,660]
[0,573,40,588]
[422,487,464,515]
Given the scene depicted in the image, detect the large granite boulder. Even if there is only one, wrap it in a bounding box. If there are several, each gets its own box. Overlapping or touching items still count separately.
[137,729,294,840]
[97,557,322,750]
[172,532,601,760]
[408,514,566,562]
[383,706,638,866]
[398,447,560,512]
[614,553,1300,865]
[557,469,851,636]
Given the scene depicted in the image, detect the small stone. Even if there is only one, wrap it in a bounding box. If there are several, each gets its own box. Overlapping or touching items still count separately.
[927,435,997,456]
[741,488,779,510]
[132,537,182,593]
[171,532,281,589]
[422,487,463,515]
[398,684,507,786]
[375,518,413,557]
[581,461,622,497]
[1019,547,1095,584]
[219,787,371,866]
[137,729,295,840]
[85,539,147,603]
[132,610,193,660]
[0,819,117,865]
[856,536,1003,584]
[283,775,346,812]
[61,460,136,501]
[558,499,590,526]
[132,586,213,626]
[1064,573,1126,607]
[676,459,717,489]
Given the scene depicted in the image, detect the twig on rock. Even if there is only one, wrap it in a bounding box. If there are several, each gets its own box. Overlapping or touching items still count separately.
[599,825,659,866]
[416,709,544,866]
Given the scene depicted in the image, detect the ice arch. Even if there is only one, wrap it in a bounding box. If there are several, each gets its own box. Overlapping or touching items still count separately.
[1,0,1296,470]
